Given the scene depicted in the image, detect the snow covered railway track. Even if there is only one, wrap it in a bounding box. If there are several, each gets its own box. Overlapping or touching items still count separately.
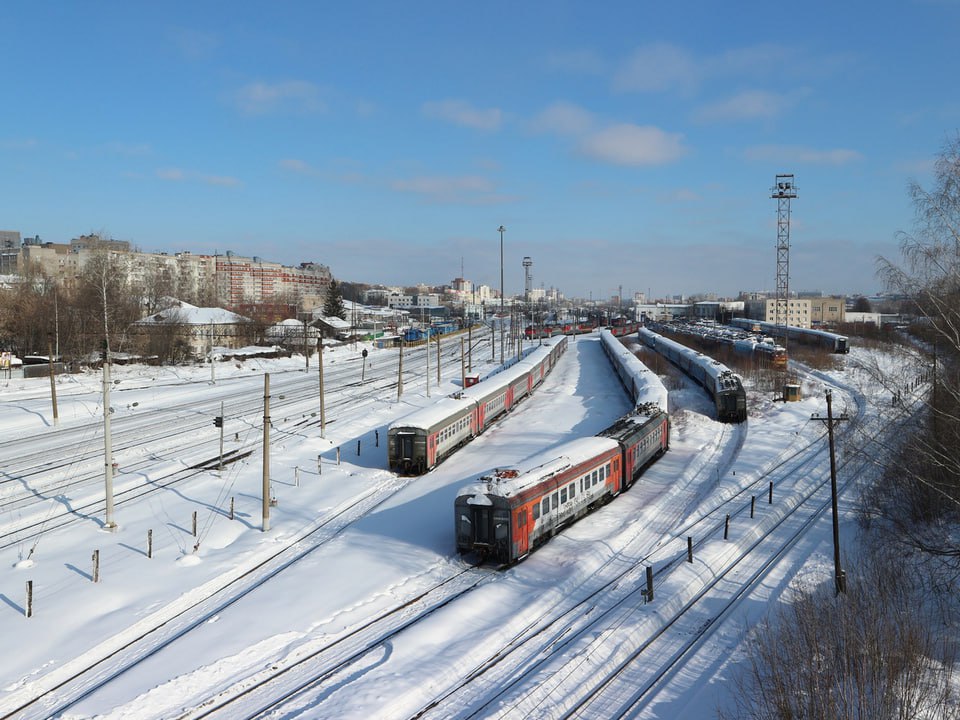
[176,567,494,720]
[0,472,431,720]
[0,447,252,552]
[408,383,868,719]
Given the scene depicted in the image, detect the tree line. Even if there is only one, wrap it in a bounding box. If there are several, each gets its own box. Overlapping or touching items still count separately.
[0,247,348,364]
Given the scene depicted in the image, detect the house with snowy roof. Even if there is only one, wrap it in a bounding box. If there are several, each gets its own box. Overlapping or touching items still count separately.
[133,300,253,358]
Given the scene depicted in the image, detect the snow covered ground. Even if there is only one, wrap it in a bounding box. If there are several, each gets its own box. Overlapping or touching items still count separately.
[0,333,921,719]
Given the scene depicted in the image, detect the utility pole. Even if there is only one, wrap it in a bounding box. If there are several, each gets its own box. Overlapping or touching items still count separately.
[47,334,58,425]
[317,334,326,437]
[101,342,116,530]
[262,373,271,532]
[426,329,431,397]
[812,389,848,594]
[397,338,404,400]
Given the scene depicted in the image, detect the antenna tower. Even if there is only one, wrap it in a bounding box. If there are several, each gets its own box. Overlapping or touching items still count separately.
[523,256,533,303]
[771,174,797,330]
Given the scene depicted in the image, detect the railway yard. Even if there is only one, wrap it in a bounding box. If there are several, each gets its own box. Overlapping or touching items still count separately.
[0,329,928,719]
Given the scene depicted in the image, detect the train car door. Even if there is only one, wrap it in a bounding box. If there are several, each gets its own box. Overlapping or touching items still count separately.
[514,507,529,559]
[469,504,494,554]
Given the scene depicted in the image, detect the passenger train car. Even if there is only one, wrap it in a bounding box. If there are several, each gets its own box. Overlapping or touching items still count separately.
[454,404,669,564]
[387,338,568,474]
[639,326,747,423]
[599,329,668,411]
[729,317,849,354]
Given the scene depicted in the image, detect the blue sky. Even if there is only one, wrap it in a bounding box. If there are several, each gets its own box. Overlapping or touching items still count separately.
[3,2,958,300]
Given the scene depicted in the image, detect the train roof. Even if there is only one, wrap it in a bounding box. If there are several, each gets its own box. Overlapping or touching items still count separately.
[639,326,739,382]
[597,403,666,441]
[456,436,619,501]
[600,329,669,411]
[387,342,560,433]
[388,394,475,432]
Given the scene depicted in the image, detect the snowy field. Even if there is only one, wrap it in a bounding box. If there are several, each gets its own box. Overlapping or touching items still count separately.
[0,333,923,719]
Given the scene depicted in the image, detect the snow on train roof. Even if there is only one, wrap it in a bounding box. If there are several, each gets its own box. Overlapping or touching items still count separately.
[387,342,560,432]
[388,394,475,431]
[456,436,620,501]
[600,329,668,411]
[638,326,737,382]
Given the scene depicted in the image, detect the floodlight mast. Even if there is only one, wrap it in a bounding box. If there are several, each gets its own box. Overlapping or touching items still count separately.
[771,174,797,338]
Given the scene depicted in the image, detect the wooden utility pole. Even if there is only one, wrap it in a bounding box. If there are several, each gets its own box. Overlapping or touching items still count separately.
[262,373,271,532]
[813,389,848,594]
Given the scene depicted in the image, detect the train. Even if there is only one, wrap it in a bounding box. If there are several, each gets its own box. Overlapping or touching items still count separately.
[729,317,849,354]
[454,403,669,564]
[522,321,640,340]
[599,328,668,411]
[650,319,787,369]
[387,338,568,474]
[638,326,747,423]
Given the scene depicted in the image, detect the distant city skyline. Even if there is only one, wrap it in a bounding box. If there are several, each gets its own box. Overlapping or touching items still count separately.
[3,3,956,299]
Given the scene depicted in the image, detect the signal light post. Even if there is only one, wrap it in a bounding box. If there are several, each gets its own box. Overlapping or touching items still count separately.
[214,401,224,470]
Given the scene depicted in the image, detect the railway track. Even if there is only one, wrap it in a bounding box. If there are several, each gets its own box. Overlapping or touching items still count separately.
[0,470,449,720]
[0,340,488,549]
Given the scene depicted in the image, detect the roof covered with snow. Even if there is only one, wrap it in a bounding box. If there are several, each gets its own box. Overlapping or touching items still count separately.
[134,301,251,326]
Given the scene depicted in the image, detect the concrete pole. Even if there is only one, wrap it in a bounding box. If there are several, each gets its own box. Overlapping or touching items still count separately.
[102,348,116,529]
[47,335,58,425]
[262,373,271,532]
[317,336,326,437]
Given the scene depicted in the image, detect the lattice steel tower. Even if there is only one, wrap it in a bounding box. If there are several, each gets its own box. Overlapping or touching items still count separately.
[523,256,533,303]
[771,174,797,330]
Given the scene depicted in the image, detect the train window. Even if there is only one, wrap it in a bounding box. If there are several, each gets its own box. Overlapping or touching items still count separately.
[560,488,567,503]
[542,498,550,515]
[533,503,540,520]
[569,483,576,498]
[592,470,598,486]
[552,493,558,510]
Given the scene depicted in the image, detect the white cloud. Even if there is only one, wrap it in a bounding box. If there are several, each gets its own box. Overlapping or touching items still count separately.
[693,90,795,123]
[1,138,38,150]
[544,49,605,75]
[579,125,688,166]
[529,102,595,136]
[279,158,314,174]
[612,43,699,93]
[744,144,863,165]
[156,168,185,181]
[390,174,517,205]
[200,174,241,187]
[421,100,503,131]
[169,28,219,60]
[232,80,325,115]
[104,142,152,156]
[156,167,241,186]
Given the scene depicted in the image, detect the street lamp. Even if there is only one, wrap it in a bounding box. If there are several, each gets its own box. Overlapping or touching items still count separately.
[498,225,505,316]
